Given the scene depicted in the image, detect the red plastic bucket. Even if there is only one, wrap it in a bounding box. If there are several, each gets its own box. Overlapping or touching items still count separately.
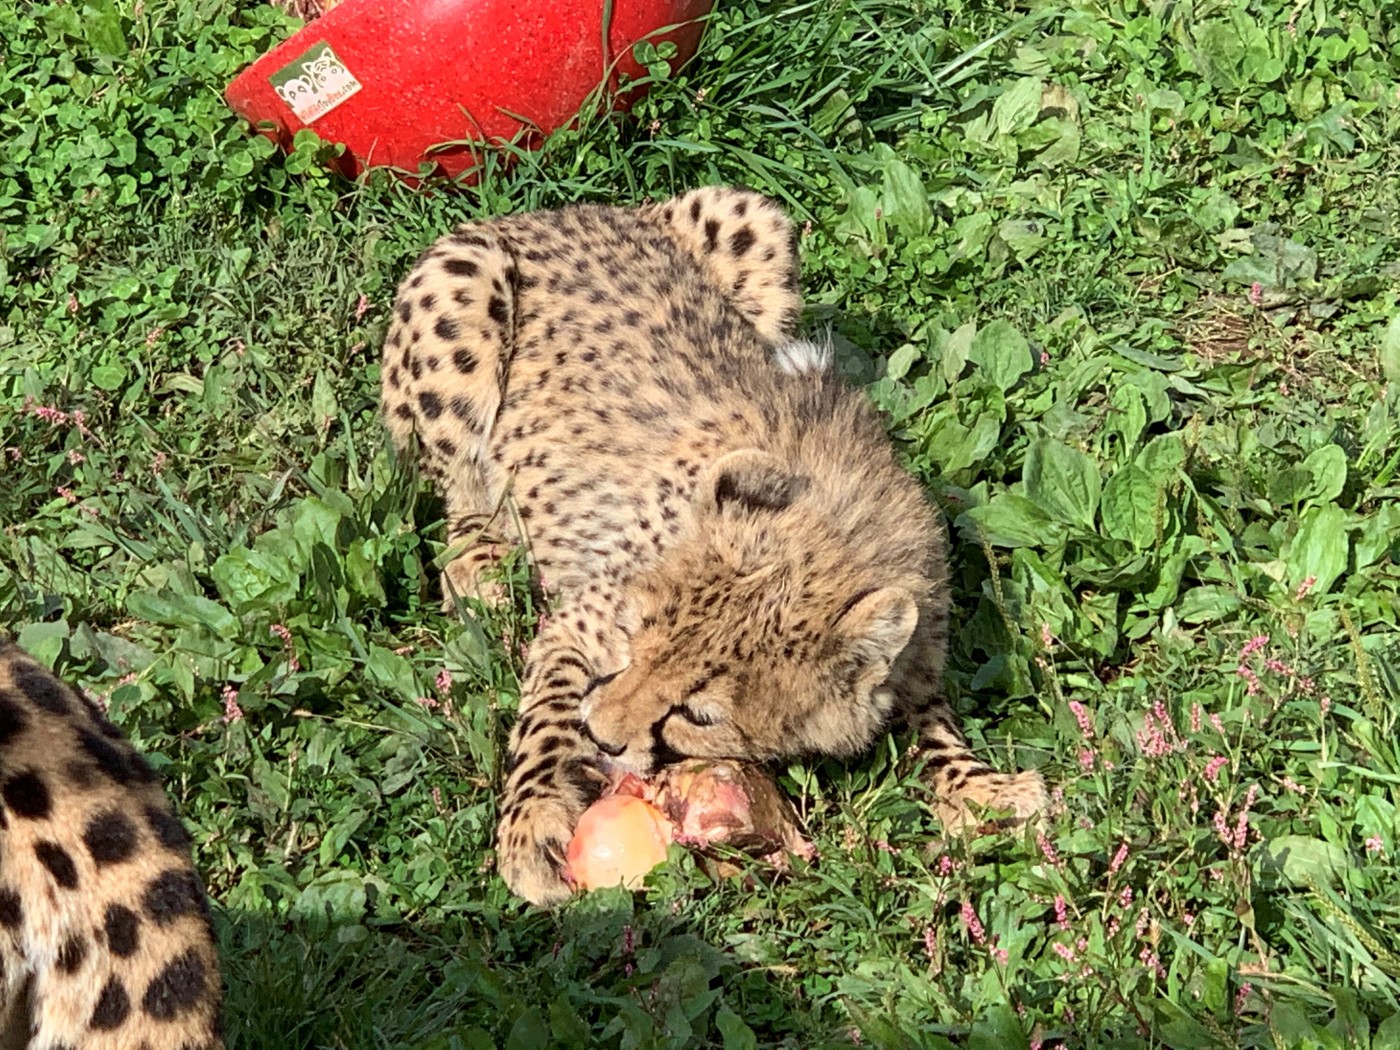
[225,0,711,181]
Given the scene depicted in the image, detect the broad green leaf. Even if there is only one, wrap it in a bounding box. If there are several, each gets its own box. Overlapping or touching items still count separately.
[1255,834,1351,888]
[968,319,1032,392]
[16,620,69,665]
[1152,998,1219,1048]
[1284,503,1350,596]
[992,77,1043,136]
[1299,444,1346,506]
[938,321,975,384]
[1101,464,1158,547]
[1110,385,1147,451]
[886,343,920,381]
[90,361,128,391]
[1376,1012,1400,1050]
[715,1006,758,1050]
[877,147,932,238]
[1022,439,1100,530]
[1137,434,1186,483]
[1174,585,1241,624]
[126,590,238,639]
[969,1003,1029,1050]
[958,494,1059,548]
[211,546,299,608]
[1380,315,1400,385]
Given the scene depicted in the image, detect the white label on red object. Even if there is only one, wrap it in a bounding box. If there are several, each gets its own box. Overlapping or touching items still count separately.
[269,41,362,123]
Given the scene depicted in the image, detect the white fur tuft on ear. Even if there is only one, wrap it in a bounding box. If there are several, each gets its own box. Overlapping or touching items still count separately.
[771,337,833,376]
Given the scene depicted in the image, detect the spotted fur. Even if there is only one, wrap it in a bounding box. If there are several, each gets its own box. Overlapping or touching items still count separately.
[381,186,1047,905]
[0,641,223,1049]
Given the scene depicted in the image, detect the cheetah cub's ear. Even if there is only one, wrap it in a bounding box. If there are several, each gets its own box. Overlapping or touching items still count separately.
[835,587,920,679]
[698,449,809,517]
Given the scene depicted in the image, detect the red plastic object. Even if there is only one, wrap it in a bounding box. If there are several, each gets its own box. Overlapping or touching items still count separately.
[225,0,711,182]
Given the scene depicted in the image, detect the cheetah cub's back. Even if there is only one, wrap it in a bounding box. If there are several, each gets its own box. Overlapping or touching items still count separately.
[0,640,223,1049]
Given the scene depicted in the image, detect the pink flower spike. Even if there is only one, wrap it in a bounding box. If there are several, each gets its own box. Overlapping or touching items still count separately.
[960,901,986,945]
[1068,699,1095,739]
[1203,755,1228,782]
[221,685,244,724]
[1108,841,1130,875]
[1365,836,1384,855]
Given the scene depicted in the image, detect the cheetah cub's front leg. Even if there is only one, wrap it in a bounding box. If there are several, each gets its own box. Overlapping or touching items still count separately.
[495,609,621,905]
[381,225,519,611]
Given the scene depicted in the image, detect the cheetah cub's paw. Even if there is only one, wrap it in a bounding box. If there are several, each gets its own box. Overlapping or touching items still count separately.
[932,769,1049,831]
[497,794,588,906]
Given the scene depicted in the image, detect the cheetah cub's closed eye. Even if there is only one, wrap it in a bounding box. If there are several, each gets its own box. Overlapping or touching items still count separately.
[0,640,223,1050]
[382,186,1048,906]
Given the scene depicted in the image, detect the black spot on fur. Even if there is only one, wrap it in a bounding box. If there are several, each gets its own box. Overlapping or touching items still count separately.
[90,977,132,1029]
[14,664,69,714]
[487,296,509,325]
[449,396,473,420]
[36,841,79,889]
[76,728,156,785]
[57,933,88,974]
[453,348,477,374]
[703,218,720,252]
[730,226,756,256]
[434,315,459,341]
[689,198,702,223]
[142,948,208,1020]
[396,300,412,323]
[146,804,192,851]
[394,403,412,420]
[444,257,479,277]
[418,391,443,420]
[0,691,28,745]
[143,870,204,926]
[84,808,140,866]
[2,770,51,819]
[0,889,20,928]
[105,904,141,957]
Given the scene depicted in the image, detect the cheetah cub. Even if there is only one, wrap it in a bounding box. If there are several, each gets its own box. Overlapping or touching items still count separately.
[382,186,1047,905]
[0,640,223,1049]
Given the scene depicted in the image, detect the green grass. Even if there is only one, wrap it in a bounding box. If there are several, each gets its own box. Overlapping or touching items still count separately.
[4,0,1400,1045]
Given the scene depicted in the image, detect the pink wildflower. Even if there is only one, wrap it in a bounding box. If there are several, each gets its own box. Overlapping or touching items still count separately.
[1234,982,1252,1016]
[355,293,370,321]
[33,404,69,425]
[1191,703,1202,733]
[1054,894,1070,930]
[923,926,937,961]
[67,449,85,465]
[1365,836,1384,855]
[1068,699,1094,739]
[1040,623,1054,648]
[1053,942,1077,964]
[1108,841,1130,875]
[5,447,19,460]
[960,901,986,945]
[1294,575,1316,600]
[989,944,1009,965]
[1139,946,1166,979]
[415,695,440,709]
[1037,831,1062,869]
[221,685,244,724]
[1079,748,1096,770]
[1240,635,1270,659]
[151,451,167,475]
[435,668,453,695]
[1203,755,1228,782]
[56,486,77,503]
[1249,281,1263,306]
[1320,696,1331,717]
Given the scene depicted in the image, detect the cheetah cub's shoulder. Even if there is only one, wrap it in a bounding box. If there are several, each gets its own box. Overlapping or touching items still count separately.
[0,640,223,1049]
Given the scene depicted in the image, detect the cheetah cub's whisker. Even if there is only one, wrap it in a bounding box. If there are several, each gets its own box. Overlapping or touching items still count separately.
[382,186,1048,906]
[0,640,224,1049]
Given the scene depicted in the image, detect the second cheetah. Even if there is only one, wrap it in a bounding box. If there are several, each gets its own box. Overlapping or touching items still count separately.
[0,640,223,1049]
[380,186,1047,905]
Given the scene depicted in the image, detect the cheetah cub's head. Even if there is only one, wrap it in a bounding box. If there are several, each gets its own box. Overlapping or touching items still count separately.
[579,449,920,773]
